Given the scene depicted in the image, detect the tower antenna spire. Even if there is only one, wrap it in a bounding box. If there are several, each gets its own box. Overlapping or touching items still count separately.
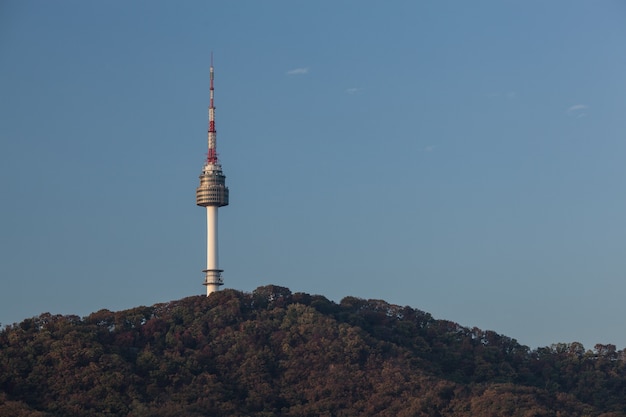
[196,55,230,295]
[207,52,218,164]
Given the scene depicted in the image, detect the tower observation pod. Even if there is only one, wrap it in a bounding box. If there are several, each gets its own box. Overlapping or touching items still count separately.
[196,57,229,296]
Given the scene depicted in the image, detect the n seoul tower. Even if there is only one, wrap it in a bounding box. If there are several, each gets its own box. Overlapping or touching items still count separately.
[196,56,229,296]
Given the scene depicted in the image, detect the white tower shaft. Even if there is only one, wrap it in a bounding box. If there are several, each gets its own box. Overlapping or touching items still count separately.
[205,206,220,295]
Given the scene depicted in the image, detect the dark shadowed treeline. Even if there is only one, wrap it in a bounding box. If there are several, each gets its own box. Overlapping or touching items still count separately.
[1,285,625,416]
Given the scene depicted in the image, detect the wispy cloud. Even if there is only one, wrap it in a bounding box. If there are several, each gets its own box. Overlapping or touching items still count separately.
[345,87,361,94]
[567,104,588,113]
[424,145,435,152]
[567,104,589,118]
[286,67,309,75]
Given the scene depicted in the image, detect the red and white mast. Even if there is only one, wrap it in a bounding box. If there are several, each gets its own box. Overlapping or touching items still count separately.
[207,52,218,165]
[196,54,229,295]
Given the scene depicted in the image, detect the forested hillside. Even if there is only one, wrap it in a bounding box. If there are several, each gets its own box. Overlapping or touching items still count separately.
[1,285,625,416]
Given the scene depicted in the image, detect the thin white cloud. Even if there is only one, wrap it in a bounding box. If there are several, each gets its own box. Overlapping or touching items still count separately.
[424,145,435,152]
[567,104,588,113]
[345,87,361,94]
[286,67,309,75]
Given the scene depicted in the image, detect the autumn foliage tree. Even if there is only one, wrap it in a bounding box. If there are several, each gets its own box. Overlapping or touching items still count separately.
[1,285,625,416]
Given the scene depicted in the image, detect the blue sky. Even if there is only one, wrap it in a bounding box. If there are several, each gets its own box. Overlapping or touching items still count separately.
[2,1,626,350]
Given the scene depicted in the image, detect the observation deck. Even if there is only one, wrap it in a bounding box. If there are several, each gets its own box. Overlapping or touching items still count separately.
[196,165,229,207]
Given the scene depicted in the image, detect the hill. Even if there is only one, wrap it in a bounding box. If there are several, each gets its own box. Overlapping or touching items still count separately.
[1,285,625,416]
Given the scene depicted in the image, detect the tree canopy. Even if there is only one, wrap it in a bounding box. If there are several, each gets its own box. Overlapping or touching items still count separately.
[1,285,625,416]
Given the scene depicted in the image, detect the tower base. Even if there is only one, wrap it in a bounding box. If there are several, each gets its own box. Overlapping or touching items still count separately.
[203,269,224,295]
